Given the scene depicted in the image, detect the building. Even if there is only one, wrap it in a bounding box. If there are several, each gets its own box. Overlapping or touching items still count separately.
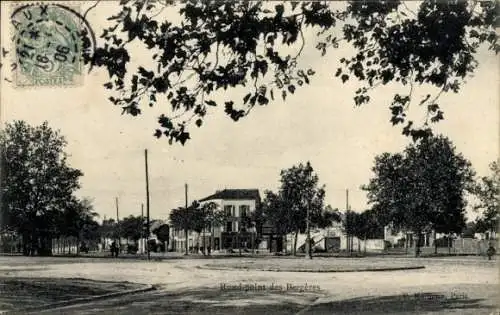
[284,217,386,254]
[170,189,261,253]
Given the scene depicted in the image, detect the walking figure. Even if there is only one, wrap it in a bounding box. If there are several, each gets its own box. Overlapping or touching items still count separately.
[487,244,496,260]
[111,241,119,258]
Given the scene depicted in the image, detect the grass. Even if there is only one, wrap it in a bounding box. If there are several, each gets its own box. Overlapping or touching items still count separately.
[201,257,425,272]
[0,277,144,313]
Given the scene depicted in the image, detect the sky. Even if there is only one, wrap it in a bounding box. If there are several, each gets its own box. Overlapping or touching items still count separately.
[1,1,498,223]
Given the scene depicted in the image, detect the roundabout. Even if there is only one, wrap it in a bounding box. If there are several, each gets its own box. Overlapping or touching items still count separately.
[199,257,426,273]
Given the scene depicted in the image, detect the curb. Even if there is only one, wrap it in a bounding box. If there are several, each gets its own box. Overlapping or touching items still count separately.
[198,265,426,273]
[4,284,157,314]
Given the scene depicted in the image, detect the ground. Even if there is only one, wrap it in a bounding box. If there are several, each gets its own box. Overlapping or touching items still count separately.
[0,255,497,314]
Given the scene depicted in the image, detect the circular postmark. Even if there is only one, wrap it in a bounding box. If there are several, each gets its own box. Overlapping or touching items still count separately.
[10,3,92,87]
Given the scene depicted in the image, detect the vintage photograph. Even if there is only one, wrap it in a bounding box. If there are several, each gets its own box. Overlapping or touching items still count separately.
[0,1,498,314]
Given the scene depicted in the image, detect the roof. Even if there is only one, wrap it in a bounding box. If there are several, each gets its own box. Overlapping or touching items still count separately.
[199,189,261,202]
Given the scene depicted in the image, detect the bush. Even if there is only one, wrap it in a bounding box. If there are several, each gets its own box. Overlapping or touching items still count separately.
[148,239,157,252]
[79,243,89,253]
[384,241,392,249]
[127,244,138,254]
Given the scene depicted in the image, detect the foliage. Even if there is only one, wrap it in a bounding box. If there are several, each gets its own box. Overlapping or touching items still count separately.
[153,224,170,245]
[473,161,500,234]
[169,201,210,254]
[357,209,385,239]
[120,215,144,241]
[0,121,84,255]
[261,162,339,255]
[279,161,332,234]
[99,218,118,240]
[169,206,192,232]
[343,209,384,241]
[62,197,100,241]
[261,190,291,236]
[363,135,475,256]
[71,0,500,144]
[461,221,477,238]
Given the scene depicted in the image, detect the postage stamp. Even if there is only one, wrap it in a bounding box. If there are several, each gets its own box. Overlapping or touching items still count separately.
[10,2,83,87]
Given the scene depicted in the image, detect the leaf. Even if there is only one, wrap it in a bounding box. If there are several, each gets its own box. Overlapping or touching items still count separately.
[288,85,296,94]
[178,132,190,145]
[243,93,251,104]
[195,119,203,127]
[275,4,284,17]
[428,104,439,113]
[103,82,113,89]
[205,100,217,106]
[341,74,349,83]
[257,95,269,105]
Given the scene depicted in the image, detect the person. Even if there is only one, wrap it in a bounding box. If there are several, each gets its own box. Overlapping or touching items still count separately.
[486,244,496,260]
[111,241,118,258]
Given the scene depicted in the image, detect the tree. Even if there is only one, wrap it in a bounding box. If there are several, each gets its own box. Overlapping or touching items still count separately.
[0,121,83,256]
[278,161,331,255]
[55,0,499,145]
[203,202,227,254]
[343,210,358,254]
[314,205,342,230]
[261,190,291,253]
[461,221,477,239]
[99,218,118,243]
[345,209,384,253]
[153,224,170,252]
[189,201,209,254]
[363,135,475,257]
[62,197,99,254]
[169,201,202,255]
[120,215,144,243]
[170,207,190,255]
[473,161,500,238]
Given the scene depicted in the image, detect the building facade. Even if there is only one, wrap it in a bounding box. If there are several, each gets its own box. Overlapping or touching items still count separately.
[170,189,261,253]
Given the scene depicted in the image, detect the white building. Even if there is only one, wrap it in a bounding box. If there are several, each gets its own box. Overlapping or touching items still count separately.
[170,189,261,253]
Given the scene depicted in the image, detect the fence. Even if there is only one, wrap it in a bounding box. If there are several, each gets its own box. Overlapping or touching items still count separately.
[451,238,497,255]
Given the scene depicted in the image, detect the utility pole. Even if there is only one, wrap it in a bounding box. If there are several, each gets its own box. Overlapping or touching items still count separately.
[115,197,120,245]
[184,183,188,255]
[141,203,144,254]
[346,189,351,254]
[305,197,312,259]
[145,149,151,261]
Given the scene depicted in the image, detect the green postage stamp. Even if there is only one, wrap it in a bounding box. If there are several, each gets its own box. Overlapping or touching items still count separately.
[11,3,83,87]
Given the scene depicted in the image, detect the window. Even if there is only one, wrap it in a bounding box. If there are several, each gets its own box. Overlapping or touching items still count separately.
[226,221,233,232]
[224,205,232,216]
[239,205,250,217]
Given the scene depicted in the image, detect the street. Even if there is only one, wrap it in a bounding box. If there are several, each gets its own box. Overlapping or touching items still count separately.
[0,256,497,314]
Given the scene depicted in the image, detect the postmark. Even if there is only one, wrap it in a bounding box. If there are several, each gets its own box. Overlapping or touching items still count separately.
[11,3,84,87]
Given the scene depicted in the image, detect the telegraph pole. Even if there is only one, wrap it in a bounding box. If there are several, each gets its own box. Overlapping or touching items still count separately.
[141,203,144,254]
[115,197,120,244]
[184,183,188,255]
[305,197,312,259]
[145,149,151,261]
[346,189,351,254]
